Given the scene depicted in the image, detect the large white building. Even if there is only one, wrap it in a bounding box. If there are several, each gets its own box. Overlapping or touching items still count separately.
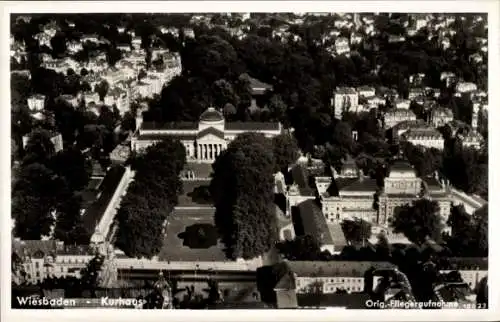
[333,87,359,119]
[317,157,378,224]
[27,94,46,112]
[357,86,376,98]
[12,240,94,284]
[383,109,417,129]
[271,261,398,308]
[104,87,131,116]
[131,107,283,163]
[430,107,454,128]
[455,82,477,94]
[22,131,64,153]
[378,161,452,228]
[334,37,350,55]
[401,127,445,150]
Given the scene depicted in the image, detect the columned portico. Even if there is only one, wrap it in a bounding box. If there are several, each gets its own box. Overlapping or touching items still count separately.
[196,141,225,162]
[132,106,282,163]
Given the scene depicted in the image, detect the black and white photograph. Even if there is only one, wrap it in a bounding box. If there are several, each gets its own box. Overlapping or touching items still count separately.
[3,1,498,321]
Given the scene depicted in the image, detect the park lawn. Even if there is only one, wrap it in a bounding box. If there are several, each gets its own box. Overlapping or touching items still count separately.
[178,180,213,206]
[158,208,227,262]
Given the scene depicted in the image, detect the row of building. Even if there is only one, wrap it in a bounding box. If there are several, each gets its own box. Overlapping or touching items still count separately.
[12,165,134,285]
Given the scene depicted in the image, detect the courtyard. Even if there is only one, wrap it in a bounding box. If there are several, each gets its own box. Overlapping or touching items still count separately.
[158,207,227,262]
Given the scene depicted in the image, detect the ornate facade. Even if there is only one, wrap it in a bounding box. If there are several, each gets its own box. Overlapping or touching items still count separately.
[131,107,283,163]
[378,161,452,226]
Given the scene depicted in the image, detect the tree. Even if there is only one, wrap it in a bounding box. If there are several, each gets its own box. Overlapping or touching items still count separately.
[332,121,354,154]
[98,105,118,130]
[95,80,110,101]
[375,232,392,260]
[145,49,152,69]
[475,276,488,308]
[12,163,64,239]
[106,46,122,67]
[116,139,186,258]
[472,206,488,256]
[341,219,372,246]
[138,69,147,81]
[402,142,443,177]
[53,193,90,244]
[271,134,300,173]
[212,79,237,108]
[389,199,444,245]
[210,132,277,260]
[121,111,136,132]
[268,94,287,122]
[22,128,56,166]
[49,148,91,192]
[80,81,92,92]
[80,253,105,297]
[222,102,236,119]
[276,235,323,261]
[50,32,67,58]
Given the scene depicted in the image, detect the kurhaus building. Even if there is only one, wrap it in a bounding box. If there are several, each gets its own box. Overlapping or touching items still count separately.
[131,107,283,162]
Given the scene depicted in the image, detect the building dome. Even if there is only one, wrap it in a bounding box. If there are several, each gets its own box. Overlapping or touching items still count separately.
[200,107,224,123]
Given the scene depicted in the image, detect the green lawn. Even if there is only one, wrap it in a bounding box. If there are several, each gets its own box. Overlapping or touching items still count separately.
[178,180,213,206]
[159,208,227,262]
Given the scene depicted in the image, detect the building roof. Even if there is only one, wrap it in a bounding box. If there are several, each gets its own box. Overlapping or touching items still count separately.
[422,177,443,191]
[200,107,224,122]
[431,107,454,117]
[82,165,126,236]
[296,200,333,245]
[136,133,196,141]
[403,127,443,139]
[336,87,357,95]
[385,109,416,118]
[389,160,415,173]
[197,126,225,140]
[438,257,488,271]
[287,260,396,278]
[12,240,57,259]
[392,119,426,131]
[248,76,272,95]
[225,122,281,132]
[336,177,378,193]
[141,121,198,131]
[55,244,93,256]
[357,85,375,93]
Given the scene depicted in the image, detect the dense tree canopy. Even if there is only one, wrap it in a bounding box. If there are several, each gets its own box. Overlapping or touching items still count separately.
[389,199,444,245]
[276,235,325,261]
[22,128,56,166]
[402,142,443,177]
[442,143,488,199]
[12,163,63,239]
[340,219,372,246]
[271,133,300,173]
[445,205,488,257]
[210,132,277,260]
[116,139,186,258]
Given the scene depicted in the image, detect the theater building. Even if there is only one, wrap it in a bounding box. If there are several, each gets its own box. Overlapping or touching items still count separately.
[378,161,452,226]
[131,107,283,163]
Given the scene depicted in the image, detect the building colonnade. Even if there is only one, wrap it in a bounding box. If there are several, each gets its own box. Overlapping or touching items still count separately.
[196,143,224,161]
